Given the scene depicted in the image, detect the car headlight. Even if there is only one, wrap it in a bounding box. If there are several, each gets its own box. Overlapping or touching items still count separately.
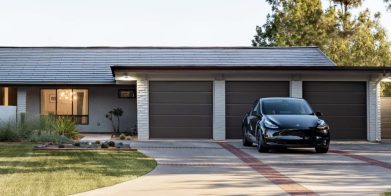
[264,119,279,129]
[317,119,327,129]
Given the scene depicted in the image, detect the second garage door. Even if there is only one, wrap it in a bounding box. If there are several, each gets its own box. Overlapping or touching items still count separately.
[226,81,290,139]
[303,81,367,140]
[149,81,213,139]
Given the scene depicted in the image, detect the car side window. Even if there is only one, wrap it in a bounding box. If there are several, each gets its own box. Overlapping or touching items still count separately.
[252,101,260,113]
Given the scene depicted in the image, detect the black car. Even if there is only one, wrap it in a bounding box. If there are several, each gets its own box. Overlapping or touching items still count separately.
[242,97,330,153]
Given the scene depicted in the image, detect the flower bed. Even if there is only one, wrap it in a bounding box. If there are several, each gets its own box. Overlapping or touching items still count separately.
[33,141,136,151]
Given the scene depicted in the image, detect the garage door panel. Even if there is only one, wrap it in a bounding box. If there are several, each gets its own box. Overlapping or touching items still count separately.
[321,116,367,129]
[226,81,289,92]
[226,92,289,104]
[330,129,366,139]
[303,81,366,92]
[149,81,212,92]
[150,92,212,104]
[150,127,213,139]
[226,104,252,117]
[226,81,290,139]
[150,104,212,115]
[150,115,212,127]
[226,128,242,139]
[226,116,245,127]
[303,81,367,140]
[310,104,366,116]
[381,97,391,139]
[150,81,212,139]
[380,122,391,129]
[303,92,366,104]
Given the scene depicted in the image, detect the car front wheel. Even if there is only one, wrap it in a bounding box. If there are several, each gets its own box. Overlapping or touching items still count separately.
[242,126,253,147]
[315,146,329,153]
[256,131,269,153]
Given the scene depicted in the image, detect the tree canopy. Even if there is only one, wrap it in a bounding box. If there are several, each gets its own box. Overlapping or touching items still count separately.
[252,0,391,66]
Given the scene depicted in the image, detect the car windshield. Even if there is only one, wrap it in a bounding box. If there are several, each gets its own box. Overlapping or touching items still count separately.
[262,99,313,115]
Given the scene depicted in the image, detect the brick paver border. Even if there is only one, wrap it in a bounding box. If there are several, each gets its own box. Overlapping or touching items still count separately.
[217,142,317,196]
[330,150,391,169]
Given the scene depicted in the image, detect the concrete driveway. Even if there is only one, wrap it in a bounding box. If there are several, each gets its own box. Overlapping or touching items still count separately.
[76,140,391,196]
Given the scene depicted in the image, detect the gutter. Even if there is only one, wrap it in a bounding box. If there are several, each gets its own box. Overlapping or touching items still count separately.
[110,65,391,77]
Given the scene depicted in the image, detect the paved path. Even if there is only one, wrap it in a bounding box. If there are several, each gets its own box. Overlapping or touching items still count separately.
[75,140,391,196]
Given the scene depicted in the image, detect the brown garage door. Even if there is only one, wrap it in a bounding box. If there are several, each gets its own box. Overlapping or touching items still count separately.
[149,81,213,138]
[381,97,391,139]
[226,81,290,139]
[303,81,367,140]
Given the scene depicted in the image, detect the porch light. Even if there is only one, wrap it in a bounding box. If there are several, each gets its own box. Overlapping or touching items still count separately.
[116,75,137,81]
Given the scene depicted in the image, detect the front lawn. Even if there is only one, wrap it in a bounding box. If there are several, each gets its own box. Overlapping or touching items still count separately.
[0,143,156,196]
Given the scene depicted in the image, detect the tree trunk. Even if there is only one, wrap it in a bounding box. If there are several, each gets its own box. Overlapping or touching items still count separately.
[117,116,120,133]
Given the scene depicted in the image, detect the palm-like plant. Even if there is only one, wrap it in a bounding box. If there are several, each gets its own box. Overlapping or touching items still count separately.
[105,108,124,133]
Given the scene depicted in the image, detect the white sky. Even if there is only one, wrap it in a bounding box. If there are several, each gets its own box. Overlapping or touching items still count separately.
[0,0,390,46]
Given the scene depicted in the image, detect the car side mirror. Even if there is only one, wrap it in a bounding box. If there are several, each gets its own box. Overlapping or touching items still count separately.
[251,111,261,117]
[315,111,323,116]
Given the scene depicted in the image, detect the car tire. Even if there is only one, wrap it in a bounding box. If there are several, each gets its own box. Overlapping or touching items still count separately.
[242,126,253,147]
[256,131,268,153]
[315,146,329,153]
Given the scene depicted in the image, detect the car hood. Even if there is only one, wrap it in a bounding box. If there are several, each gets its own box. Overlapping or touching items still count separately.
[266,115,319,129]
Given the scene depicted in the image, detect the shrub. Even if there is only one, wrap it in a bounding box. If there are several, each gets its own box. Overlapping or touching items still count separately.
[101,143,109,148]
[119,133,126,140]
[0,122,20,142]
[95,140,101,144]
[28,132,72,144]
[108,141,115,147]
[53,117,79,139]
[73,142,81,146]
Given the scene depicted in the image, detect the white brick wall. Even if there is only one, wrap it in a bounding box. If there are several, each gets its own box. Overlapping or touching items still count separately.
[367,81,381,142]
[16,88,27,122]
[136,77,149,140]
[213,80,225,140]
[290,80,303,98]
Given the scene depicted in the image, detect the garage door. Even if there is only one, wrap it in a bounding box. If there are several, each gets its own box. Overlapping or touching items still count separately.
[226,81,290,139]
[303,81,367,140]
[149,81,213,138]
[381,97,391,139]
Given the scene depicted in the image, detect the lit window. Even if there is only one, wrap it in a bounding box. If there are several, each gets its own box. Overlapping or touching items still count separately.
[0,87,17,106]
[41,89,89,125]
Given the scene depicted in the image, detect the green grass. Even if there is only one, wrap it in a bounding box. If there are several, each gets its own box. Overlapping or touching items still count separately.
[382,193,391,196]
[0,143,156,196]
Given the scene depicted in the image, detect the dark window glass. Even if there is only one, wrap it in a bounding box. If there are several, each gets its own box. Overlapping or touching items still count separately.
[262,99,313,115]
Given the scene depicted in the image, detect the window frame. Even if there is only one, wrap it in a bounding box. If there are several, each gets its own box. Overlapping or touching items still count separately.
[40,88,89,125]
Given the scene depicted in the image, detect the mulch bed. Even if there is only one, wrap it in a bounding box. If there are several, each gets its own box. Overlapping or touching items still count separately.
[33,143,137,151]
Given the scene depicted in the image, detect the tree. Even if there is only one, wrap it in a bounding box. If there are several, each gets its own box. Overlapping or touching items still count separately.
[385,0,391,10]
[252,0,391,66]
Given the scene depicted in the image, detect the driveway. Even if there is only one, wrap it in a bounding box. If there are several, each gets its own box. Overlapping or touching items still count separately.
[75,140,391,196]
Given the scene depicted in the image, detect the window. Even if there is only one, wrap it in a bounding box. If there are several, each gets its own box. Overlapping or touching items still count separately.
[41,89,89,124]
[0,87,17,106]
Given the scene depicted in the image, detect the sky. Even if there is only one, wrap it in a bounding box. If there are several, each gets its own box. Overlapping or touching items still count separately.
[0,0,390,46]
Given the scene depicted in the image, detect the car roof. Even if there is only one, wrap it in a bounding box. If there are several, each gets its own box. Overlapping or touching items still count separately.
[259,97,305,102]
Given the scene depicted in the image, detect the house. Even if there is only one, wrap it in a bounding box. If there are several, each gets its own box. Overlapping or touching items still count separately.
[0,46,390,141]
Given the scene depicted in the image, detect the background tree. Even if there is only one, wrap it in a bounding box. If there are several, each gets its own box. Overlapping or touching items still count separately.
[252,0,391,66]
[385,0,391,10]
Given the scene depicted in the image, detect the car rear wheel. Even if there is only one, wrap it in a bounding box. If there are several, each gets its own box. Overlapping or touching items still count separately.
[315,146,329,153]
[256,131,269,153]
[242,126,253,147]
